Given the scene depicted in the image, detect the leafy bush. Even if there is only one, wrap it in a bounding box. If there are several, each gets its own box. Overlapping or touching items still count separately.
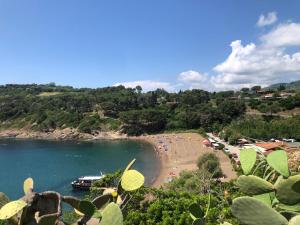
[197,153,223,177]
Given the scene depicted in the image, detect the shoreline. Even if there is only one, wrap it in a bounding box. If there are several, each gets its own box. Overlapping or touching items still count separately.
[0,129,237,188]
[134,133,237,188]
[0,128,127,141]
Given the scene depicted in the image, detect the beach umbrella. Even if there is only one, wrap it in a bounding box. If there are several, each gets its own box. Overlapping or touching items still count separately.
[202,139,210,145]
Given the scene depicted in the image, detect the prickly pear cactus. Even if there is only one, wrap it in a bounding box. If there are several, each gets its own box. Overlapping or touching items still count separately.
[236,175,274,195]
[232,149,300,225]
[0,159,144,225]
[239,149,257,175]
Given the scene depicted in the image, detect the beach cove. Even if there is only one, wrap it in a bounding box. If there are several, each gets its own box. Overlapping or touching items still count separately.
[0,129,237,198]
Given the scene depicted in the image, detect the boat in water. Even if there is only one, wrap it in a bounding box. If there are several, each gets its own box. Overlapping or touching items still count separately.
[71,172,105,190]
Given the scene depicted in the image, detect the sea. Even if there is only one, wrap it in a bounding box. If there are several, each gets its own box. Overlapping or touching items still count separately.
[0,139,159,200]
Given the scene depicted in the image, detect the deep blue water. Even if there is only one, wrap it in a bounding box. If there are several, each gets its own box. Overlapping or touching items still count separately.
[0,139,159,200]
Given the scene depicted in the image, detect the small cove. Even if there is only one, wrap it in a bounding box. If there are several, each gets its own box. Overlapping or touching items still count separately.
[0,139,160,199]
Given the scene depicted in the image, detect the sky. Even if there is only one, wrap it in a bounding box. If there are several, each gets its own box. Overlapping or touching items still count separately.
[0,0,300,92]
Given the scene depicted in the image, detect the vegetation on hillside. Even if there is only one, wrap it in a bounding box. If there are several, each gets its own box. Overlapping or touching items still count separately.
[221,116,300,143]
[0,84,246,135]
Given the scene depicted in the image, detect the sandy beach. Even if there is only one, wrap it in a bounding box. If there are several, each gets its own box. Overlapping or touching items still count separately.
[135,132,237,188]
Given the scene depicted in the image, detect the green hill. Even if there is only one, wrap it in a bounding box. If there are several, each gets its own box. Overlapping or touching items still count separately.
[265,80,300,91]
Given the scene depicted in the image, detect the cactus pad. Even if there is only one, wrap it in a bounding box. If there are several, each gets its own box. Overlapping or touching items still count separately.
[288,215,300,225]
[276,175,300,205]
[240,148,257,175]
[99,202,123,225]
[189,203,204,220]
[37,214,58,225]
[192,218,205,225]
[78,200,96,217]
[277,203,300,212]
[0,200,27,220]
[267,150,290,178]
[253,193,272,207]
[62,196,81,209]
[121,170,144,191]
[23,178,34,195]
[236,175,274,195]
[232,197,288,225]
[92,194,113,209]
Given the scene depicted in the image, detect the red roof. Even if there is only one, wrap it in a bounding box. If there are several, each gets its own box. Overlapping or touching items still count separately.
[255,142,285,151]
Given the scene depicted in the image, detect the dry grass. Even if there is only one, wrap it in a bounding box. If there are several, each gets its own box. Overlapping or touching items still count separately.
[37,92,62,97]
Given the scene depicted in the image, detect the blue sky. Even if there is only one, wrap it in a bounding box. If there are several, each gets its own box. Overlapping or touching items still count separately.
[0,0,300,91]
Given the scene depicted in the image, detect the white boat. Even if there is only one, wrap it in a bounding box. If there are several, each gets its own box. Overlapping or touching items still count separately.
[71,172,105,190]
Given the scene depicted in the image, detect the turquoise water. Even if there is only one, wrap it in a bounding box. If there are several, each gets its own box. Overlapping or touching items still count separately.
[0,139,159,200]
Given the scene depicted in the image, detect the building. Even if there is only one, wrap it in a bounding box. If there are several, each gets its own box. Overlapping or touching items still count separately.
[255,142,286,155]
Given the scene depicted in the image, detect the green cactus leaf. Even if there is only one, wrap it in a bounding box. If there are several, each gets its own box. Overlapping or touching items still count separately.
[99,202,123,225]
[192,218,205,225]
[253,193,272,207]
[92,194,113,209]
[267,150,290,177]
[62,196,81,209]
[292,180,300,193]
[276,175,300,205]
[232,197,288,225]
[236,175,274,195]
[189,203,204,220]
[277,203,300,212]
[0,200,27,220]
[37,214,58,225]
[93,210,102,219]
[240,148,257,175]
[78,200,96,217]
[289,215,300,225]
[23,178,34,195]
[121,170,144,191]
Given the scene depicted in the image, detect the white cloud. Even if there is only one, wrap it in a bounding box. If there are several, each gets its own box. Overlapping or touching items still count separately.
[212,22,300,90]
[177,70,213,90]
[115,21,300,92]
[176,22,300,91]
[257,12,277,27]
[260,23,300,47]
[114,80,175,92]
[178,70,208,83]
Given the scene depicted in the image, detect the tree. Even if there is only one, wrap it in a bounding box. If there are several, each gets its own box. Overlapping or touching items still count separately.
[197,153,223,177]
[251,86,261,92]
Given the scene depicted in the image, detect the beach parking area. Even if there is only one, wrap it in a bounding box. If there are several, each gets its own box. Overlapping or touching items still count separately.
[135,132,237,188]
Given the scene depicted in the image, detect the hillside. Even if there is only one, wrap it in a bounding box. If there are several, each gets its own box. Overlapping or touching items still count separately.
[0,84,246,136]
[265,80,300,90]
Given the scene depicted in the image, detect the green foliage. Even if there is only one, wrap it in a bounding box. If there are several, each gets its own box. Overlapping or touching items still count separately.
[231,149,300,224]
[197,153,223,177]
[267,150,290,178]
[239,149,256,175]
[223,116,300,140]
[0,84,246,136]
